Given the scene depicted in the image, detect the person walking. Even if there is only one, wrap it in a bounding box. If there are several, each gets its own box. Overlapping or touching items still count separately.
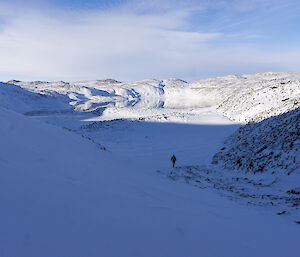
[171,154,177,168]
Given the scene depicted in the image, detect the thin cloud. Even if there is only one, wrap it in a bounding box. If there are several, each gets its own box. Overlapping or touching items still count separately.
[0,0,299,81]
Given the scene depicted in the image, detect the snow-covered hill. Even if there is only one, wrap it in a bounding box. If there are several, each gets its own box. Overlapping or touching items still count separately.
[1,72,300,256]
[6,72,299,123]
[157,73,300,222]
[212,108,300,175]
[0,82,70,114]
[206,73,300,219]
[209,108,300,217]
[3,106,300,256]
[216,72,300,122]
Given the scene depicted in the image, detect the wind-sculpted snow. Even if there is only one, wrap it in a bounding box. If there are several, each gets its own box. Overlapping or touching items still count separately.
[8,79,165,109]
[4,72,299,124]
[4,77,225,124]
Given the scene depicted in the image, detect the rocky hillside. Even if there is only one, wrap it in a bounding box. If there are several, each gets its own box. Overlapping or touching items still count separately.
[208,107,300,220]
[212,108,300,176]
[216,72,300,122]
[211,73,300,176]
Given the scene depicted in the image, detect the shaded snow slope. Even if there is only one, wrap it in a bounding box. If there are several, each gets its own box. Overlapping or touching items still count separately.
[1,107,300,257]
[0,82,70,114]
[155,109,300,223]
[207,108,300,219]
[212,108,300,175]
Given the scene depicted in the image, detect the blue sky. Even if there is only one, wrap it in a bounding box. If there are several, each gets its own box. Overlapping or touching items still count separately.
[0,0,300,81]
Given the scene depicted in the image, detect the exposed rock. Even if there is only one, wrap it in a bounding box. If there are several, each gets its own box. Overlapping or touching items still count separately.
[212,108,300,175]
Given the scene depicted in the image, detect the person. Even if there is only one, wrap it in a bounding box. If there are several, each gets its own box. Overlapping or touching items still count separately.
[171,154,177,168]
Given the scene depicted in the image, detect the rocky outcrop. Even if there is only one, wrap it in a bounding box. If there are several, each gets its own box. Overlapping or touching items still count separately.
[212,108,300,175]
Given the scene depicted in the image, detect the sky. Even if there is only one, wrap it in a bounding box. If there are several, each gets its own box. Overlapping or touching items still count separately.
[0,0,299,82]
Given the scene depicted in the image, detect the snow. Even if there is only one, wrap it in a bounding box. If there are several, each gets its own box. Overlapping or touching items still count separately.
[216,72,300,122]
[1,107,300,257]
[7,72,299,123]
[208,108,300,221]
[1,72,300,256]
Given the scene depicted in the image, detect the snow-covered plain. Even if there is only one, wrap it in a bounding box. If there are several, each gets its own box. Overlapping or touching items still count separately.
[0,72,300,256]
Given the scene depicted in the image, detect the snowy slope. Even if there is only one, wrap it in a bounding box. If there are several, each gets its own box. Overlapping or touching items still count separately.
[208,108,300,219]
[212,108,300,175]
[1,72,300,256]
[157,73,299,222]
[204,74,300,220]
[6,77,219,123]
[216,72,300,122]
[158,108,299,221]
[1,107,300,257]
[7,72,299,124]
[0,82,70,114]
